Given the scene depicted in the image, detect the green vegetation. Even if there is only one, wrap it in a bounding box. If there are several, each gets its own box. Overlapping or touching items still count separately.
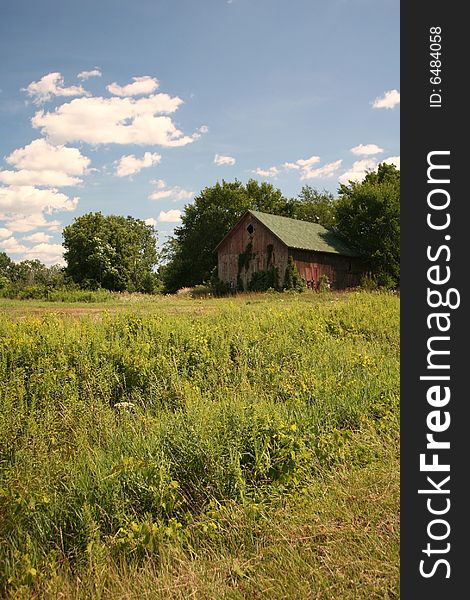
[63,213,160,292]
[336,163,400,287]
[0,291,399,598]
[283,255,306,292]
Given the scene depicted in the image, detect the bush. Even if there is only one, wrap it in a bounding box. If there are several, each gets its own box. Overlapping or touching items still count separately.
[317,274,330,292]
[283,256,305,292]
[248,267,279,292]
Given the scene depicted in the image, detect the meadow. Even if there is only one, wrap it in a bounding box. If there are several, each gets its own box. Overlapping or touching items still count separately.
[0,290,399,599]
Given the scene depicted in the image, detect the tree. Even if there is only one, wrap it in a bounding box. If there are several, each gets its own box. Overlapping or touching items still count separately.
[161,180,292,292]
[289,186,337,229]
[334,163,400,287]
[63,213,159,292]
[0,252,13,289]
[0,253,67,290]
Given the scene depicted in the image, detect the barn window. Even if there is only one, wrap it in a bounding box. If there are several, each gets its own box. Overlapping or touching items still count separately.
[247,224,254,235]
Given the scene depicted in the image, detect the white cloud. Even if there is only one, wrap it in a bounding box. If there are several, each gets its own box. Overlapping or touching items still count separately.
[282,162,300,170]
[214,153,236,166]
[0,185,78,215]
[350,143,384,156]
[254,155,338,180]
[22,231,53,243]
[0,227,11,238]
[382,155,400,169]
[144,217,158,227]
[338,159,377,185]
[1,139,90,189]
[107,76,159,97]
[32,94,204,147]
[254,166,279,178]
[295,155,321,168]
[282,155,321,178]
[300,159,342,180]
[149,184,194,201]
[2,213,61,233]
[158,209,182,223]
[0,169,82,187]
[23,242,64,265]
[6,138,90,176]
[150,178,166,189]
[0,234,64,264]
[115,152,162,177]
[372,89,400,109]
[77,68,102,80]
[0,236,27,254]
[23,72,90,104]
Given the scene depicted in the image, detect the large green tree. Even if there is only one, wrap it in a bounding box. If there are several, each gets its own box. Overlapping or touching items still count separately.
[289,186,337,229]
[335,163,400,287]
[161,179,292,292]
[63,213,159,292]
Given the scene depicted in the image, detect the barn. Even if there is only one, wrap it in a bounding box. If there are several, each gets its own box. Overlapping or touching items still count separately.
[215,210,364,291]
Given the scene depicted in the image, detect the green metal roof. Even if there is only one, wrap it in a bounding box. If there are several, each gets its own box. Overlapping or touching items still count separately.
[248,210,358,256]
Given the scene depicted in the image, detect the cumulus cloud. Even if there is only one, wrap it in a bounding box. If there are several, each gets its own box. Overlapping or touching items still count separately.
[32,93,204,147]
[338,159,377,185]
[1,138,90,188]
[300,159,343,180]
[254,155,340,180]
[372,89,400,109]
[22,231,53,243]
[254,166,279,178]
[0,185,78,215]
[150,178,166,189]
[23,242,65,265]
[382,155,400,169]
[282,162,300,170]
[144,217,158,227]
[158,209,182,223]
[107,76,159,97]
[350,143,384,156]
[5,138,90,176]
[1,235,65,264]
[0,227,11,238]
[0,170,82,187]
[3,213,61,233]
[295,156,321,168]
[149,183,194,202]
[282,156,321,173]
[115,152,162,177]
[0,236,27,254]
[77,68,102,80]
[23,72,90,104]
[214,154,236,166]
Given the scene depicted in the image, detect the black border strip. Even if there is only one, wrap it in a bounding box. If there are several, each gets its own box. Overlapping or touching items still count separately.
[401,3,467,597]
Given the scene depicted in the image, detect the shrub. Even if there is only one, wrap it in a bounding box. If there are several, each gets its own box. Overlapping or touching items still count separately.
[248,267,279,292]
[283,256,305,292]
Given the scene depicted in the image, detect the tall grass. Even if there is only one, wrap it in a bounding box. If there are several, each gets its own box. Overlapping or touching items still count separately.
[0,291,399,598]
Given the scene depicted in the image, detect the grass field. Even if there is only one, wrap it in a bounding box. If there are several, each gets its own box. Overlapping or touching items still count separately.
[0,290,399,599]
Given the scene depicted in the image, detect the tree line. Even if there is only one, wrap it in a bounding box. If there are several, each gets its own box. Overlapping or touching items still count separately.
[0,163,400,297]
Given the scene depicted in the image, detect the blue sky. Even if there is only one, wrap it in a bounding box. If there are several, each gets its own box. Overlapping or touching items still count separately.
[0,0,399,264]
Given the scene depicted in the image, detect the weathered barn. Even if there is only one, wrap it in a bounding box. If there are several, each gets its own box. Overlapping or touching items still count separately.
[215,210,364,290]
